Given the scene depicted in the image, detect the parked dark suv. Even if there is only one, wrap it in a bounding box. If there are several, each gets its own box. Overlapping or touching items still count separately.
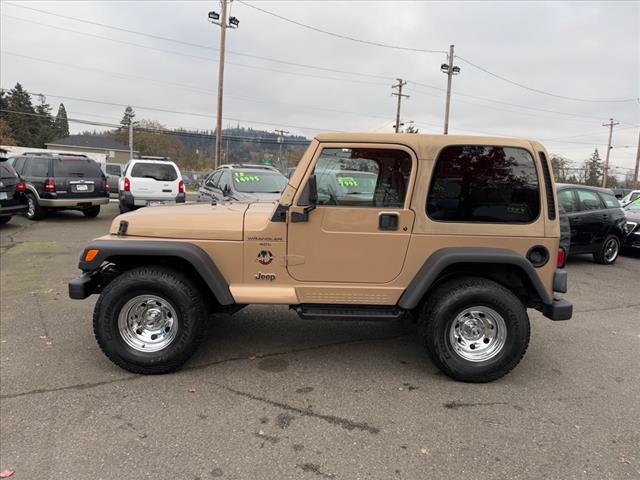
[0,158,28,224]
[557,183,626,264]
[8,153,109,220]
[197,164,287,204]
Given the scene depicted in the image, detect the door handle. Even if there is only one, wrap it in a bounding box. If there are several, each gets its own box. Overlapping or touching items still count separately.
[379,213,399,230]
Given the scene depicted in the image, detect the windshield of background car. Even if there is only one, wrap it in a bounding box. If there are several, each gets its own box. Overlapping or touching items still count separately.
[232,170,286,193]
[52,158,103,178]
[625,198,640,211]
[130,162,178,181]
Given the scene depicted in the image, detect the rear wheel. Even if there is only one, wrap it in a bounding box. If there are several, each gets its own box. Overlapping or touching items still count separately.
[119,201,132,214]
[25,193,45,221]
[420,277,530,383]
[93,266,207,374]
[83,205,101,217]
[593,235,620,265]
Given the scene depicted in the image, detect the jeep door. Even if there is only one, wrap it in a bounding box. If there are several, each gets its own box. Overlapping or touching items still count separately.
[287,145,416,284]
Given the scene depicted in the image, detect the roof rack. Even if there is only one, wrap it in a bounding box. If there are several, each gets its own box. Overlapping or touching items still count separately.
[19,152,89,158]
[219,163,279,172]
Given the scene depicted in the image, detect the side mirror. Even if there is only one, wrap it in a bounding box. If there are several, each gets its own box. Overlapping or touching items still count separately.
[291,174,318,223]
[308,174,318,205]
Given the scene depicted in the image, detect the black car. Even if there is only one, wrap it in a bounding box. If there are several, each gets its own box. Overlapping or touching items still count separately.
[197,164,287,204]
[557,184,626,264]
[8,153,109,220]
[0,158,28,224]
[622,199,640,250]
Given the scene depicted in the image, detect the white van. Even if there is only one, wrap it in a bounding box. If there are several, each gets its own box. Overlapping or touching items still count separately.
[118,159,184,213]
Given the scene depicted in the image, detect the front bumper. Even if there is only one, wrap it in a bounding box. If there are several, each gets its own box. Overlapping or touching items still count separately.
[68,271,101,299]
[542,298,573,321]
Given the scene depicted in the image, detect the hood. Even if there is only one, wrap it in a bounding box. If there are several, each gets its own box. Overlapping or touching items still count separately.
[231,191,282,203]
[109,203,250,240]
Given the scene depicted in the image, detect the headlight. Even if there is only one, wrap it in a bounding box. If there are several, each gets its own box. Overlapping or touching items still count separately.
[624,221,638,235]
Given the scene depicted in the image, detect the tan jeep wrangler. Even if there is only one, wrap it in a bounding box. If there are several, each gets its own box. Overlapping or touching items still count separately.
[69,133,572,382]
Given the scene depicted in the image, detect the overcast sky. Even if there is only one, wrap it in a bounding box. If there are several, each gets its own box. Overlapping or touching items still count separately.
[1,1,638,174]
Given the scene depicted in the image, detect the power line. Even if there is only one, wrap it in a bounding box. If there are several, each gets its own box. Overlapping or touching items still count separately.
[0,10,392,83]
[0,109,312,145]
[456,56,639,104]
[0,89,348,133]
[237,1,446,54]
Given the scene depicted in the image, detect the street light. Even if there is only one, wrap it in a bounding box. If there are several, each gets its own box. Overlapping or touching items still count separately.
[208,1,239,169]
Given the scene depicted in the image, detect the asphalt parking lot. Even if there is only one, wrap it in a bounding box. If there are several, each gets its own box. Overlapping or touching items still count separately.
[1,203,638,480]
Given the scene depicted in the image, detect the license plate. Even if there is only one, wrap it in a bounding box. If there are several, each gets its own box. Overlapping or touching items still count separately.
[76,184,88,191]
[0,192,7,200]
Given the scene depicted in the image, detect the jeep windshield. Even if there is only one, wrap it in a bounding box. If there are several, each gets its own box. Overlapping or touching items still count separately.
[131,163,178,182]
[232,170,287,193]
[53,158,103,178]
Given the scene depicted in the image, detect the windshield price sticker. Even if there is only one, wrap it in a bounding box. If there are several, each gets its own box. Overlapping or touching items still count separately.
[337,176,358,187]
[234,172,261,183]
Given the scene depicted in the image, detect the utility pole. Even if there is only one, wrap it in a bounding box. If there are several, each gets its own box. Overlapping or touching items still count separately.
[602,118,619,188]
[634,128,640,189]
[440,45,461,135]
[275,129,289,171]
[391,79,408,133]
[208,2,239,169]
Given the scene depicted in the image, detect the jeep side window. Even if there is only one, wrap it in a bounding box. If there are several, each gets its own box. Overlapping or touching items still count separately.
[558,189,578,213]
[576,189,603,211]
[312,148,411,208]
[427,145,540,223]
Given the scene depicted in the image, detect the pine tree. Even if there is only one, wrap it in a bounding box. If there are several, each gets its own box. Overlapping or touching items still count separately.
[5,83,37,146]
[34,94,55,147]
[53,103,70,138]
[583,148,604,186]
[120,106,136,129]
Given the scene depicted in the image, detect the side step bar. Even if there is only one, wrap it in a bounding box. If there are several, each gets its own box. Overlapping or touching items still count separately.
[294,304,404,322]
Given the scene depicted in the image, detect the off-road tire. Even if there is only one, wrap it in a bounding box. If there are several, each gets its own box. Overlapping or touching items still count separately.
[93,266,207,374]
[419,277,530,383]
[25,193,45,221]
[593,234,620,265]
[82,205,101,218]
[0,216,10,225]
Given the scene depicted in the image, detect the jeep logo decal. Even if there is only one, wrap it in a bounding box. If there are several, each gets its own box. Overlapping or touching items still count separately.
[257,249,273,265]
[255,272,276,281]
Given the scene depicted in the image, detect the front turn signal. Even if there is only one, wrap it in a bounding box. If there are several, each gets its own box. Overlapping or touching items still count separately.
[85,249,100,262]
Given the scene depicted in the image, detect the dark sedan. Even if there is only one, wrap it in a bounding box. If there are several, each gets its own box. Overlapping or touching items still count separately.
[557,183,626,264]
[622,198,640,250]
[0,159,28,224]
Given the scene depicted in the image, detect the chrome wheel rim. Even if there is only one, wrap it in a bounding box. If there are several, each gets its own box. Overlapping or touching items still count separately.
[449,306,507,362]
[603,238,619,263]
[117,295,178,352]
[27,197,35,218]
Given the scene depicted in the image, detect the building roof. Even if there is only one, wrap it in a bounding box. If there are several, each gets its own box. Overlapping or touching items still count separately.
[46,134,135,152]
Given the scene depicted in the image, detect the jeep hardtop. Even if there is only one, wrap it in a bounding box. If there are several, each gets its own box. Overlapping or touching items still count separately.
[69,133,572,382]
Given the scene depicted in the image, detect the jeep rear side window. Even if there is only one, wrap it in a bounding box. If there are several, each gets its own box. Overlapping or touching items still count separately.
[427,145,540,223]
[313,148,411,208]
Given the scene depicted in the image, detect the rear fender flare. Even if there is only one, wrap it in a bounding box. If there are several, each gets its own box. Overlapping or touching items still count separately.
[398,247,552,309]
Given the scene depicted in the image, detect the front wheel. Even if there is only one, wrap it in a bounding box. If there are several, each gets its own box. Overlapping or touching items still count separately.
[420,277,530,383]
[593,235,620,265]
[93,266,207,374]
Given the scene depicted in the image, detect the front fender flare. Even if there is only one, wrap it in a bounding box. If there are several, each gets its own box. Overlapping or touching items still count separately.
[78,240,234,305]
